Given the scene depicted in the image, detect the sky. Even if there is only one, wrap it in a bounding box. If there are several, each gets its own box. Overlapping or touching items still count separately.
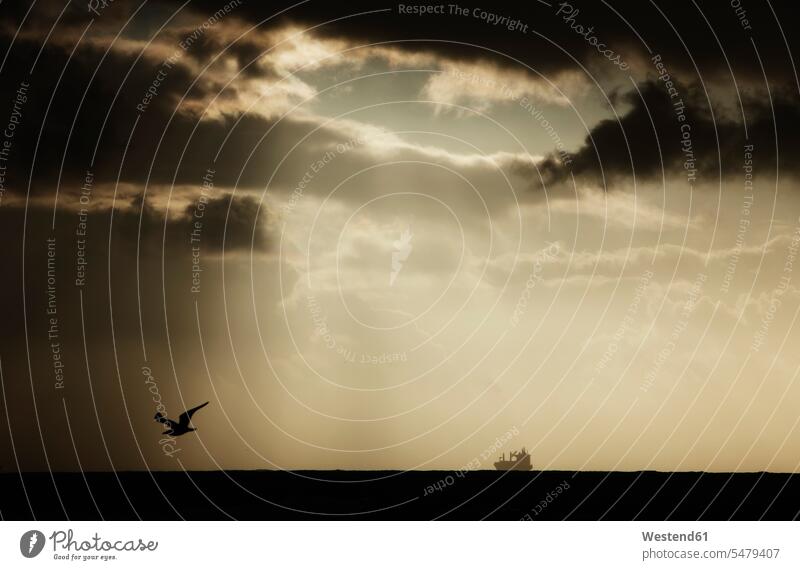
[1,0,800,472]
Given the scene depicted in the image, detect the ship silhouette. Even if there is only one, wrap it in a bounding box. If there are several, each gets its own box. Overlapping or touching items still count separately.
[493,448,532,471]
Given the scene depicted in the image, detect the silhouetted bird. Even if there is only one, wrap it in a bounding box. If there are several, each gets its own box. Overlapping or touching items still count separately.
[154,402,209,436]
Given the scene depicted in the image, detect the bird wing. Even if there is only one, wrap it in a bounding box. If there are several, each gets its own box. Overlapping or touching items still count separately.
[154,412,175,428]
[178,401,209,426]
[160,418,176,431]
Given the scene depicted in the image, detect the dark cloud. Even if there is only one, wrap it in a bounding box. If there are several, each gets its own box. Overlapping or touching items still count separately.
[0,34,200,190]
[1,0,797,198]
[0,24,359,196]
[0,192,270,348]
[0,2,293,194]
[180,0,800,84]
[534,79,800,187]
[182,193,270,251]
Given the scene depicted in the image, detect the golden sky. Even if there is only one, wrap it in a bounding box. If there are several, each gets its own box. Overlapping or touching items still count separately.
[1,0,800,473]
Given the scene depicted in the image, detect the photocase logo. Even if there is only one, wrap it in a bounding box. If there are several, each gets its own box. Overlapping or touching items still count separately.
[19,530,45,558]
[389,226,413,286]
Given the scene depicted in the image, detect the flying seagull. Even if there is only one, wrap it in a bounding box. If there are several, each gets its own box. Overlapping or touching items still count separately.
[154,402,209,436]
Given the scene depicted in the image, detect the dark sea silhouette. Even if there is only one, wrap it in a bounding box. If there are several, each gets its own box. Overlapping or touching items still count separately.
[1,470,798,520]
